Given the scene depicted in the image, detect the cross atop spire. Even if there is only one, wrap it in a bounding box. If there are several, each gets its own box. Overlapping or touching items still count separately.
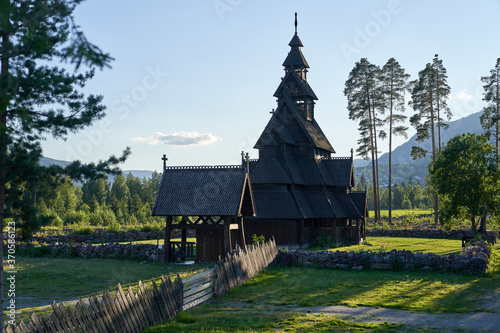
[162,154,168,171]
[294,12,298,35]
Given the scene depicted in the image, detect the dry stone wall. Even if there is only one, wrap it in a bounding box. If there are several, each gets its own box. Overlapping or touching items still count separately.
[32,229,196,244]
[278,242,490,273]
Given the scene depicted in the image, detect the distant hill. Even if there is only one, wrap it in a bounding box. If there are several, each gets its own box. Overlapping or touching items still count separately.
[39,157,155,181]
[354,110,484,186]
[378,111,483,165]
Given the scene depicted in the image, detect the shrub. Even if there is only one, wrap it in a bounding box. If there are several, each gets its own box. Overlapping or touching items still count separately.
[141,222,163,233]
[89,209,116,226]
[63,211,88,225]
[74,226,95,235]
[314,233,335,248]
[252,234,265,245]
[106,223,122,234]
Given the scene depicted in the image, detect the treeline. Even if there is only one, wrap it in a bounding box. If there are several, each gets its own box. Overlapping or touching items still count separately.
[33,172,163,229]
[355,176,432,211]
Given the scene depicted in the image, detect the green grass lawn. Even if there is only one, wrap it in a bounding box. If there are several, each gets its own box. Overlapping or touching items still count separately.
[5,239,496,332]
[3,257,213,322]
[144,244,500,332]
[371,209,433,220]
[331,236,462,256]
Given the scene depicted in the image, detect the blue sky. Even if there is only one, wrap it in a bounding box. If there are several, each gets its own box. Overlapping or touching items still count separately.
[42,0,500,171]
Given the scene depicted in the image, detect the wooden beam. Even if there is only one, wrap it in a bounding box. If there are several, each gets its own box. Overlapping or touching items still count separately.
[170,224,224,230]
[164,216,173,263]
[238,217,246,250]
[224,216,231,254]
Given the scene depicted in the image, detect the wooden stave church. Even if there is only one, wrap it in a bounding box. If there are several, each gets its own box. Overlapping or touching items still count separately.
[152,16,367,262]
[244,17,367,246]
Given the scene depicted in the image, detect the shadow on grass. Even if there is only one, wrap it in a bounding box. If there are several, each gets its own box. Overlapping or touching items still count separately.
[222,264,487,314]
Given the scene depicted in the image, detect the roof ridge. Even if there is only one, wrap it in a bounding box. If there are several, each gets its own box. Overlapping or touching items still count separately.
[165,165,243,170]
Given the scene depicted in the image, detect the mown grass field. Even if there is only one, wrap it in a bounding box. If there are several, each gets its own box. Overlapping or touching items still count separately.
[3,257,212,322]
[332,236,462,256]
[145,243,500,332]
[4,238,498,331]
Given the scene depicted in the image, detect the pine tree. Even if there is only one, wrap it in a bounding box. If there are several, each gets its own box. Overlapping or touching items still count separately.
[0,0,130,326]
[344,58,383,222]
[480,58,500,163]
[409,55,451,225]
[379,58,410,224]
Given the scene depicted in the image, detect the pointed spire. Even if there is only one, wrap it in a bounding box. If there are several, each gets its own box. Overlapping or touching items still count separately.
[283,12,308,69]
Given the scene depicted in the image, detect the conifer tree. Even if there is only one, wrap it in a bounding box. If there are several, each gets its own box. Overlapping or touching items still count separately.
[480,58,500,163]
[0,0,130,326]
[344,58,383,221]
[409,54,451,225]
[379,58,410,224]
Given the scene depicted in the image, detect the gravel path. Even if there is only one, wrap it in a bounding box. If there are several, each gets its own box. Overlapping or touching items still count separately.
[293,305,500,332]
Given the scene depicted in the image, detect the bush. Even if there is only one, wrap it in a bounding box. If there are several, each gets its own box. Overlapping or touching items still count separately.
[402,198,412,210]
[89,209,116,226]
[252,234,265,245]
[314,233,334,248]
[106,223,122,234]
[63,211,88,225]
[50,214,64,228]
[74,226,95,235]
[140,222,163,232]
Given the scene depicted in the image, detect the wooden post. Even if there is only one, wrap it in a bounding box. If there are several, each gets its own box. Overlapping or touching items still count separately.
[164,216,172,263]
[224,216,232,254]
[238,217,246,250]
[298,218,304,245]
[181,226,187,261]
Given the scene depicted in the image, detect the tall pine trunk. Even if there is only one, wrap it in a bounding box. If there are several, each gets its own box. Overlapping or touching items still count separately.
[367,101,379,222]
[388,94,394,225]
[496,70,499,165]
[372,105,381,221]
[430,95,439,226]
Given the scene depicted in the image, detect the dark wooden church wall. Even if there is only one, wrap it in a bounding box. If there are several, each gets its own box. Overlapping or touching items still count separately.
[197,229,225,262]
[244,219,300,245]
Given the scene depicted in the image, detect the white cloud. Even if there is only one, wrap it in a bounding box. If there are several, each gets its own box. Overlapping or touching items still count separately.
[457,90,473,100]
[130,131,221,147]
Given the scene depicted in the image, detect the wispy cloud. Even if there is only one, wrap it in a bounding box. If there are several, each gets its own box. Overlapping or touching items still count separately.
[457,90,473,100]
[130,131,221,147]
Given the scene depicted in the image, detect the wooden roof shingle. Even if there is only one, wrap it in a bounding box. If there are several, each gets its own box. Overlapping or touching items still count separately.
[152,165,254,217]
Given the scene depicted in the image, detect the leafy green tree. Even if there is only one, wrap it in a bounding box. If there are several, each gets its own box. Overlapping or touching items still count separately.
[344,58,383,221]
[379,58,410,224]
[355,173,367,191]
[392,184,405,209]
[0,0,129,326]
[409,54,451,225]
[480,58,500,162]
[82,178,109,206]
[430,133,500,232]
[126,173,142,198]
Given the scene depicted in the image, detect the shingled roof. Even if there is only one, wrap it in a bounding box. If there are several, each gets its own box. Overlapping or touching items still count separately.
[152,165,255,217]
[254,98,335,153]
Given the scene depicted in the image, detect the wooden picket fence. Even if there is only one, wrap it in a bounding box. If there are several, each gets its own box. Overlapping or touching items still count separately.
[3,238,278,333]
[215,237,277,297]
[4,275,183,333]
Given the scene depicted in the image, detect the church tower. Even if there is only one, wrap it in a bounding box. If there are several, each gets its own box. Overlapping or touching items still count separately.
[255,13,335,160]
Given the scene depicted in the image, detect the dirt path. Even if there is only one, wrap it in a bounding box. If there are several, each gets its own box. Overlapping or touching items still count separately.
[293,305,500,332]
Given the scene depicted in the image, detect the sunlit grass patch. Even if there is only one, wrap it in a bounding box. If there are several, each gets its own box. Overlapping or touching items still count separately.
[326,236,462,256]
[222,266,484,313]
[144,309,402,332]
